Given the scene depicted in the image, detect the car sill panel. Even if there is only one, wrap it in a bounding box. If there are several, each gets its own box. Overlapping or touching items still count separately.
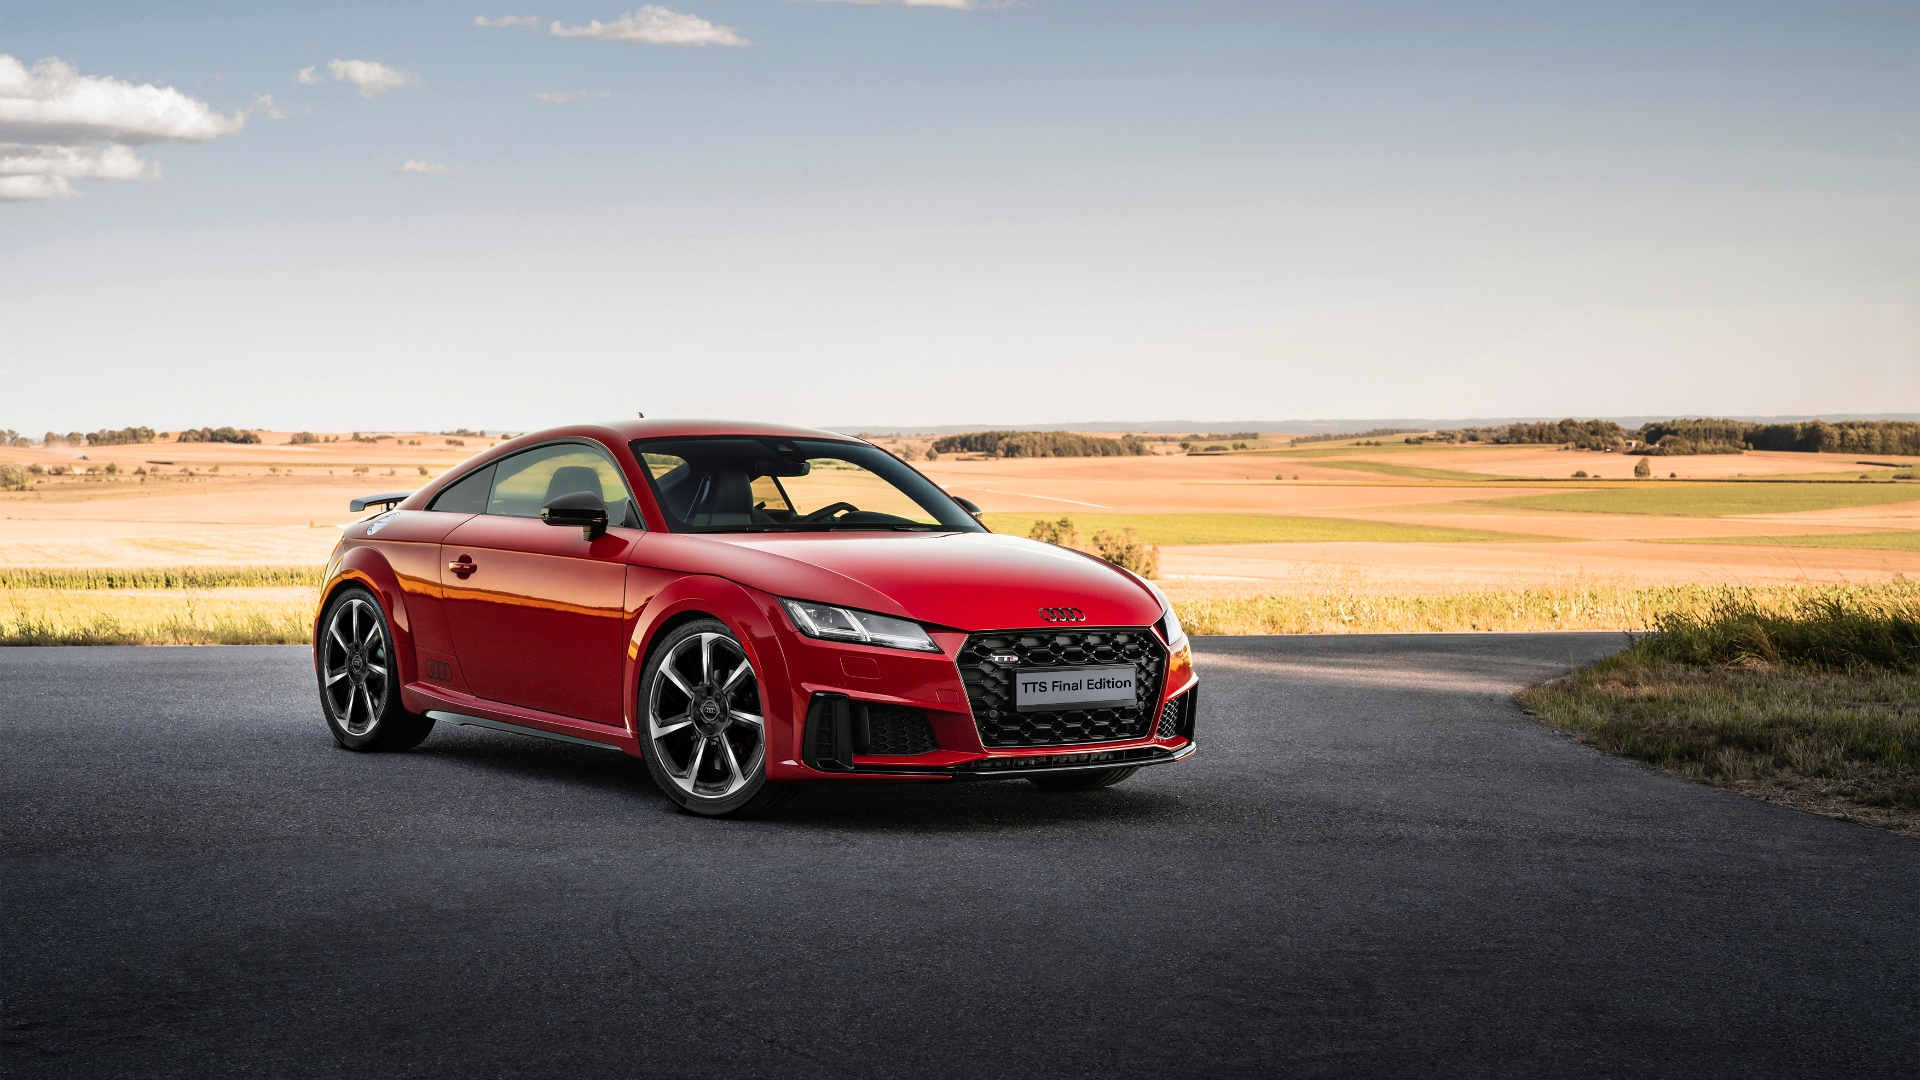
[426,710,626,752]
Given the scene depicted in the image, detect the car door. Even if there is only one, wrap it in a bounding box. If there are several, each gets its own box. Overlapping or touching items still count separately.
[438,441,643,726]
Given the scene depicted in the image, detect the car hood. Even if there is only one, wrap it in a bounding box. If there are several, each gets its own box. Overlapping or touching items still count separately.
[636,530,1166,632]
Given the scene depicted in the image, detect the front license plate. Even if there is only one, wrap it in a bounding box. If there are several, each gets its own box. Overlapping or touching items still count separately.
[1015,666,1137,712]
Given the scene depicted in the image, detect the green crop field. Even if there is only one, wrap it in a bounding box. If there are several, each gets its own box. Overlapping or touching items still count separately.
[1651,531,1920,553]
[978,513,1560,546]
[1304,459,1511,483]
[1479,483,1920,517]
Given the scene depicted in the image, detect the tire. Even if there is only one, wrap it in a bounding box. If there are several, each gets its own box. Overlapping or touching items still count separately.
[1027,766,1139,792]
[640,618,794,818]
[315,585,435,752]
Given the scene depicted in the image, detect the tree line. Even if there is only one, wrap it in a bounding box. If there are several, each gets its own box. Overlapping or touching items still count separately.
[1414,418,1919,456]
[930,430,1152,458]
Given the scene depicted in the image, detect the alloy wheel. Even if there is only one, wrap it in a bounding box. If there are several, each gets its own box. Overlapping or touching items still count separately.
[321,596,390,737]
[647,632,764,801]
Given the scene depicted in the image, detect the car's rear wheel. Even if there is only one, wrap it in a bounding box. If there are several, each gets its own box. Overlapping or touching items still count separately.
[1027,766,1138,792]
[316,586,435,751]
[642,619,794,818]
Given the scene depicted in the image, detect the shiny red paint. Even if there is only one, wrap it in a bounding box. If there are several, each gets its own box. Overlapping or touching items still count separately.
[316,420,1199,783]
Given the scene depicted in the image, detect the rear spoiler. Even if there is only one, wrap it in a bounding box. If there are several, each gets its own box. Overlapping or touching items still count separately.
[349,491,413,513]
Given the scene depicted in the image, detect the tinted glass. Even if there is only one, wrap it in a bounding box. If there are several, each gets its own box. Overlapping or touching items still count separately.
[488,443,643,527]
[429,465,494,514]
[631,436,982,533]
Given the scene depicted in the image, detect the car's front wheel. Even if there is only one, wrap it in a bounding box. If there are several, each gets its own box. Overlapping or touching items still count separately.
[641,619,794,818]
[316,585,435,751]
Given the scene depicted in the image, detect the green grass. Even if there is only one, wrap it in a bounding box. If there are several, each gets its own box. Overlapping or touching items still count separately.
[1248,445,1424,459]
[979,513,1559,546]
[1651,532,1920,553]
[1478,483,1920,517]
[1519,586,1920,835]
[1304,459,1510,482]
[0,565,324,590]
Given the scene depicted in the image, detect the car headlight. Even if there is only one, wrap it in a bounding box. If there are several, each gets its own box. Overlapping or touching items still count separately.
[780,598,941,653]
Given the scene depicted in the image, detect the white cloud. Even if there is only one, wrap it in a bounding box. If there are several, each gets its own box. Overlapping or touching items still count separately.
[0,55,245,201]
[0,55,245,145]
[549,7,748,46]
[326,59,421,99]
[535,90,603,103]
[248,94,290,120]
[474,14,541,27]
[296,66,320,84]
[393,160,456,175]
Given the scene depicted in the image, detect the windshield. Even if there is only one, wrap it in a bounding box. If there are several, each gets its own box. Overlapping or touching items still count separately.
[631,436,985,534]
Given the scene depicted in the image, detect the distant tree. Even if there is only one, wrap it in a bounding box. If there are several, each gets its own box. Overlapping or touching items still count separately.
[85,427,156,446]
[176,427,261,444]
[1634,457,1652,478]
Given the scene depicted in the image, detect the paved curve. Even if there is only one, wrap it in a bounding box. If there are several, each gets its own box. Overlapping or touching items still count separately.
[3,637,1915,1079]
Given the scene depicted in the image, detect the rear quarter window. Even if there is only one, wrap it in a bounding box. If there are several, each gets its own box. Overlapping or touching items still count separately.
[429,465,494,514]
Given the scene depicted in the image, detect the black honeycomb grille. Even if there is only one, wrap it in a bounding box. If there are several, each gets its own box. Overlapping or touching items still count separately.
[1157,696,1182,738]
[859,703,937,756]
[956,628,1165,748]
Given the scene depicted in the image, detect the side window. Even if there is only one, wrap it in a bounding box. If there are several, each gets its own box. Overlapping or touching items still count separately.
[429,465,494,514]
[488,443,643,527]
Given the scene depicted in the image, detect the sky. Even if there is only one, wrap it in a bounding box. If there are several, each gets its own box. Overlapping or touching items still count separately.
[2,0,1916,433]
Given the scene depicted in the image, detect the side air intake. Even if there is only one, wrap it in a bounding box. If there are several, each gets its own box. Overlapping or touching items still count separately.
[804,693,938,771]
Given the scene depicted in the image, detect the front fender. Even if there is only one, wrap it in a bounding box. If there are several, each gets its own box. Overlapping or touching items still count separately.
[622,573,793,764]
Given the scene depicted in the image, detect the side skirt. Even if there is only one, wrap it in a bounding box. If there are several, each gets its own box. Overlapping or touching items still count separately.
[426,710,626,753]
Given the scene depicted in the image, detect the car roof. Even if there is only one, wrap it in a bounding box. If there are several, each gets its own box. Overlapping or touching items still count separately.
[590,418,865,443]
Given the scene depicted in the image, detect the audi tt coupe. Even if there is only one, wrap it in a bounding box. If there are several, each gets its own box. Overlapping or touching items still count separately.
[314,420,1198,816]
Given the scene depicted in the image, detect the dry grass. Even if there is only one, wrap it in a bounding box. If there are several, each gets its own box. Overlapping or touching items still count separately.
[0,565,323,589]
[0,587,313,645]
[1173,582,1917,636]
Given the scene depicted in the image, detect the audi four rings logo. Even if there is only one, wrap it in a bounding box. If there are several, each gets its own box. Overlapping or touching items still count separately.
[1039,606,1086,623]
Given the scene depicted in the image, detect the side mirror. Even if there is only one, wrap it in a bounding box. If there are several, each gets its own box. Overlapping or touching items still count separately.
[954,496,982,517]
[542,490,609,540]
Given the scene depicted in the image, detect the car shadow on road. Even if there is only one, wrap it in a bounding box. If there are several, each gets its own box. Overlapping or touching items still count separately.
[404,726,1179,832]
[758,781,1184,833]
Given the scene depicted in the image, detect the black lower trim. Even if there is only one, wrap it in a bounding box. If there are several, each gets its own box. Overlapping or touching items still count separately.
[804,693,939,772]
[808,740,1197,781]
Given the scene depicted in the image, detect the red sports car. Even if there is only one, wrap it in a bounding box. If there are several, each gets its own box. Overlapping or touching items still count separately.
[314,420,1197,816]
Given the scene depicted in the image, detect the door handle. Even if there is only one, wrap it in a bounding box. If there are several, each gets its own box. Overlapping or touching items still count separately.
[448,557,477,578]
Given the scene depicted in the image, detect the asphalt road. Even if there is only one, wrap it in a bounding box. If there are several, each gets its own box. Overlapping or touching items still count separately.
[3,636,1916,1079]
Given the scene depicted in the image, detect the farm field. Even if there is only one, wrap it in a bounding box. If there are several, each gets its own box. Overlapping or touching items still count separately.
[3,429,1917,640]
[1650,531,1920,553]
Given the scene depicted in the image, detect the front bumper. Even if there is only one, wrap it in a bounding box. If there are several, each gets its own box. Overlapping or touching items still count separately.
[766,621,1198,782]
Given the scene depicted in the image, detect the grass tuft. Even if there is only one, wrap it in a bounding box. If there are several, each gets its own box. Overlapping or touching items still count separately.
[1521,586,1920,835]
